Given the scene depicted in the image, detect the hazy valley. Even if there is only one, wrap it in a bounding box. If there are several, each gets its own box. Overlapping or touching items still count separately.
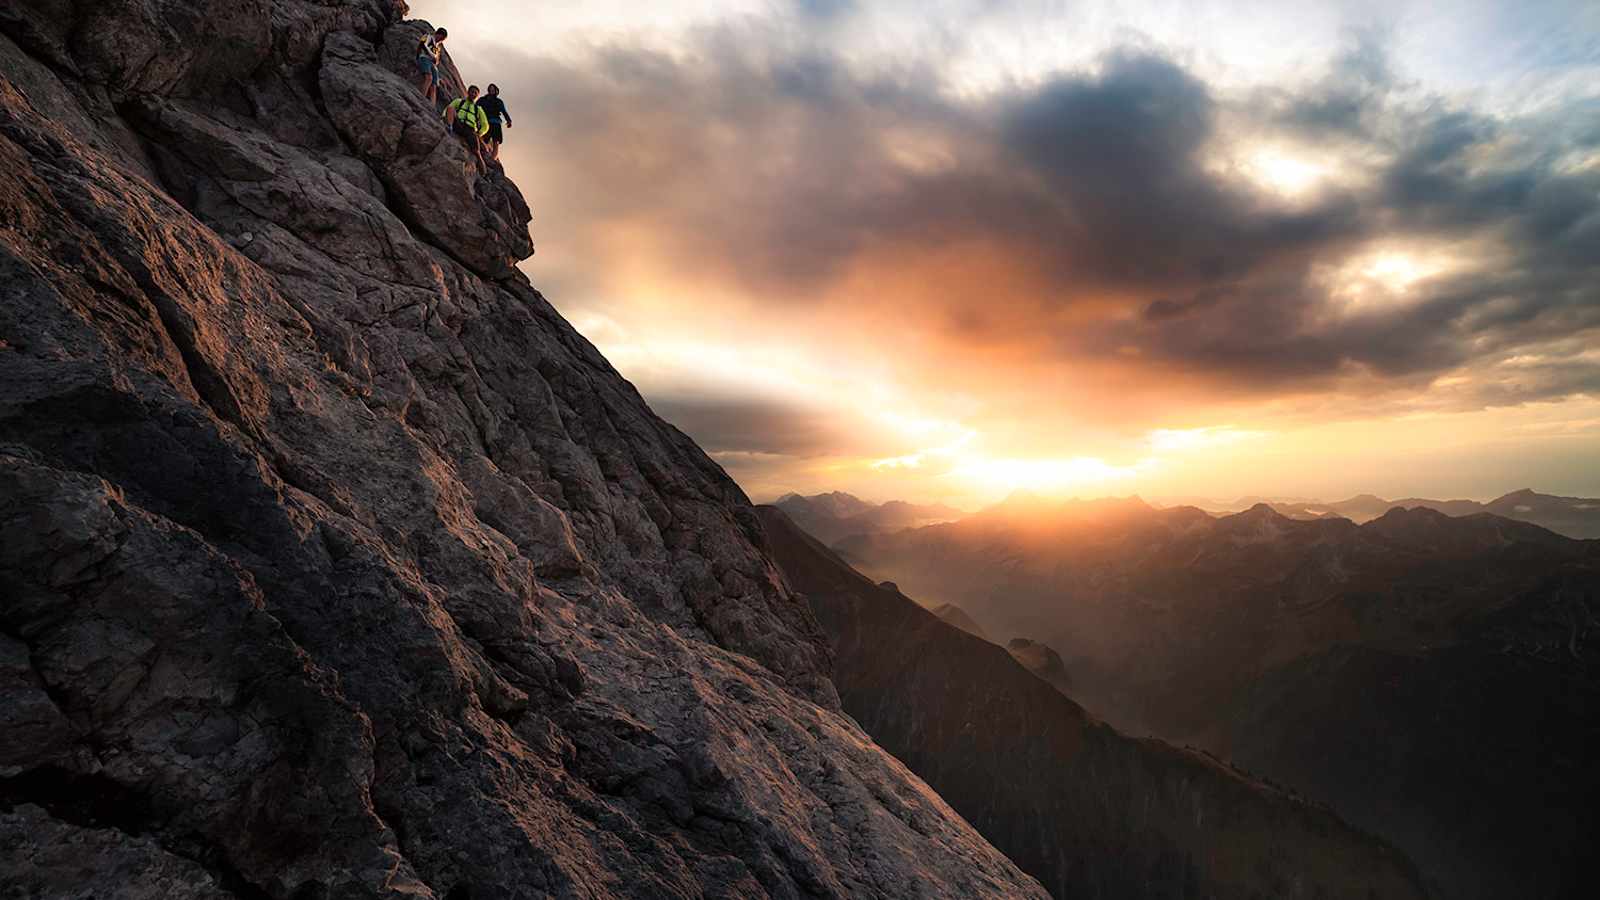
[795,491,1599,897]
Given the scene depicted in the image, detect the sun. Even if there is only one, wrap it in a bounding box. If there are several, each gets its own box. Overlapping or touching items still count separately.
[1361,252,1435,292]
[1246,147,1331,198]
[947,455,1148,496]
[1317,242,1472,314]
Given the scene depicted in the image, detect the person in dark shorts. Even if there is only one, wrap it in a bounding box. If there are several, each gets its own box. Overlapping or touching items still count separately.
[443,85,490,170]
[478,84,513,162]
[415,28,448,104]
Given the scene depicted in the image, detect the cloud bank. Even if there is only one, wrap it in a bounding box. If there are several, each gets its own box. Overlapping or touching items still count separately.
[425,0,1600,500]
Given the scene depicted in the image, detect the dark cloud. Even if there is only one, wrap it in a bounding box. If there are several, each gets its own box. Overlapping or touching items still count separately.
[996,51,1363,290]
[491,23,1600,414]
[647,395,904,459]
[793,0,854,20]
[1272,28,1398,139]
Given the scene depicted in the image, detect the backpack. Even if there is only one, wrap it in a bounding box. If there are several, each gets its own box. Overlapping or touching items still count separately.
[451,99,482,130]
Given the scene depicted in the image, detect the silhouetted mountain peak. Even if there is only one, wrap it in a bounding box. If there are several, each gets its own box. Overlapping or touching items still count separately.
[805,490,875,517]
[1005,638,1073,695]
[1375,505,1452,525]
[1339,493,1388,504]
[1484,487,1576,511]
[775,491,963,543]
[990,488,1049,511]
[1224,502,1295,530]
[933,603,989,639]
[980,492,1153,524]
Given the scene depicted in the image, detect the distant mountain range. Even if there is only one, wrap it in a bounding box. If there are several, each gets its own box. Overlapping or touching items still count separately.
[1188,488,1600,538]
[779,487,1600,541]
[834,497,1600,899]
[757,506,1424,900]
[772,491,964,544]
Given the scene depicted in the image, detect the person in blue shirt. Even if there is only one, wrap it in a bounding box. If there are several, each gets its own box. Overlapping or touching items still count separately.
[478,84,513,163]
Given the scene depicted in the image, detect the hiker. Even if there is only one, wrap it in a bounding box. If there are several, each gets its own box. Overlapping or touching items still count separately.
[414,27,447,104]
[478,83,513,163]
[443,85,490,170]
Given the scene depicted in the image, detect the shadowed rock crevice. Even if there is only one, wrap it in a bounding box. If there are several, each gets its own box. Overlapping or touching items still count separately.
[0,770,280,900]
[0,767,155,834]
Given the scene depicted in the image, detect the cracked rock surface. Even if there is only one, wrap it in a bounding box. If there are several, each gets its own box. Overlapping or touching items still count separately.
[0,2,1044,897]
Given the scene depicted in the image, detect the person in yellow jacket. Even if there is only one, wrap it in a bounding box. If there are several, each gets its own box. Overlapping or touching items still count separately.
[443,85,490,170]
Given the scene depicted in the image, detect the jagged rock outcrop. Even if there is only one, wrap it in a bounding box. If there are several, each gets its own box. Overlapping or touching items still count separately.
[758,505,1427,900]
[0,3,1048,897]
[933,603,988,639]
[1005,638,1072,695]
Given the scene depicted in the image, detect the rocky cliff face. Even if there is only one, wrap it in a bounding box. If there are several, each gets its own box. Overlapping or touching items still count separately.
[758,506,1426,900]
[0,3,1048,896]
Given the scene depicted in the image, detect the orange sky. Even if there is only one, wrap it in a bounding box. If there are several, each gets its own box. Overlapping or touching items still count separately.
[415,0,1600,508]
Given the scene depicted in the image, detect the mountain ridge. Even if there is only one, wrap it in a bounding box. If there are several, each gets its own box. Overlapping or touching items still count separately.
[1189,488,1600,538]
[772,491,963,544]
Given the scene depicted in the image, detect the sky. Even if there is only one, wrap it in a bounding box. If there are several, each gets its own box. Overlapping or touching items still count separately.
[414,0,1600,508]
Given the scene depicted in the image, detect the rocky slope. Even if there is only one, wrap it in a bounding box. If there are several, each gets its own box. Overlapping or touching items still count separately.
[758,506,1426,900]
[0,2,1049,896]
[840,499,1600,897]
